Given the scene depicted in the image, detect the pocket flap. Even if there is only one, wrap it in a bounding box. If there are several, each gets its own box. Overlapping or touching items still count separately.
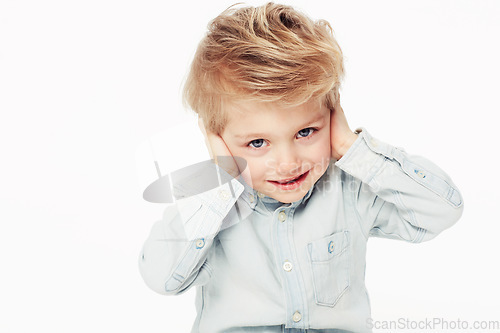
[308,231,349,262]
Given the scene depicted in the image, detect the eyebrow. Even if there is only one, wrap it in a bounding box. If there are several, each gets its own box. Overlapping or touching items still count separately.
[233,112,326,140]
[234,133,268,140]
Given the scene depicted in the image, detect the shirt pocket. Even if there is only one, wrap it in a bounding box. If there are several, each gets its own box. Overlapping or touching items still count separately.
[307,230,350,307]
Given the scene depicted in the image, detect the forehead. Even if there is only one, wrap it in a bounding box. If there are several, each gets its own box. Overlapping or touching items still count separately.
[223,99,329,138]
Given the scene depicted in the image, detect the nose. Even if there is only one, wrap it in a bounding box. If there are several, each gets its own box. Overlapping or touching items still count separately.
[274,145,301,176]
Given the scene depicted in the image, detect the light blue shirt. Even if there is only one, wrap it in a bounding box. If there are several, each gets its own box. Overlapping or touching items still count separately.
[138,128,463,333]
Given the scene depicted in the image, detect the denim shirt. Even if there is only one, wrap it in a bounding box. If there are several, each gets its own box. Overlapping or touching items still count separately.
[138,128,463,333]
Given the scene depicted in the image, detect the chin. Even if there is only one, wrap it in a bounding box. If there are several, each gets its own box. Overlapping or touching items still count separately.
[267,187,310,204]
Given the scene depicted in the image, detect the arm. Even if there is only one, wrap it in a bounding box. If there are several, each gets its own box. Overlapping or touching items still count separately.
[330,95,463,242]
[139,118,250,295]
[336,129,463,242]
[138,169,245,295]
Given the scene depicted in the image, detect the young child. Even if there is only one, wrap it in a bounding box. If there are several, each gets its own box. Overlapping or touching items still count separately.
[139,3,463,332]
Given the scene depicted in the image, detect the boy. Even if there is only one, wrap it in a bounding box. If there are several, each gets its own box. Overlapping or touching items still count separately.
[139,3,463,332]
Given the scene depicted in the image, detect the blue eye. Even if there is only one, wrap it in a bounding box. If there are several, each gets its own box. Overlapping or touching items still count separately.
[297,128,315,138]
[249,139,266,149]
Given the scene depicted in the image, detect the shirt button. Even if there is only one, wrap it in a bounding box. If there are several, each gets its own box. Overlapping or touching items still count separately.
[257,192,265,198]
[278,211,287,222]
[328,241,335,253]
[415,169,426,178]
[195,238,205,249]
[283,260,293,272]
[292,311,302,322]
[249,194,255,203]
[218,189,230,201]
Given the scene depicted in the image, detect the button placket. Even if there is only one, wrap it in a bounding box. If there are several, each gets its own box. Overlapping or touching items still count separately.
[273,206,308,328]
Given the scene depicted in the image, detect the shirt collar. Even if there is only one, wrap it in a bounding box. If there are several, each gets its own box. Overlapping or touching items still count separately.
[236,175,258,210]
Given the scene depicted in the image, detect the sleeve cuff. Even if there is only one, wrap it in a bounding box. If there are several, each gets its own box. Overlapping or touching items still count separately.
[334,127,390,185]
[174,164,245,241]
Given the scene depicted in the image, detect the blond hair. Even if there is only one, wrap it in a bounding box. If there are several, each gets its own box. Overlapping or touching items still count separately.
[183,2,344,134]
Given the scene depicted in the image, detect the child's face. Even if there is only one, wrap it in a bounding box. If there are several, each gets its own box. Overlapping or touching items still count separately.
[221,99,332,204]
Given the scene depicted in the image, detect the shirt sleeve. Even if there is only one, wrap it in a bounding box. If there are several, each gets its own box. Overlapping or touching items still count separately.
[138,165,245,295]
[335,128,464,243]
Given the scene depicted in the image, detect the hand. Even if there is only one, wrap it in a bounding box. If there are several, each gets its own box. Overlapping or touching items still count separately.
[198,118,251,184]
[330,92,358,161]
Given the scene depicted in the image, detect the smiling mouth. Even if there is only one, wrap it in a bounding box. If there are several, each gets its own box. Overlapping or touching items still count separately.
[269,170,309,185]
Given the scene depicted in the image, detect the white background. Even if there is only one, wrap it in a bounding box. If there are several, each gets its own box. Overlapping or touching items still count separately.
[1,0,499,332]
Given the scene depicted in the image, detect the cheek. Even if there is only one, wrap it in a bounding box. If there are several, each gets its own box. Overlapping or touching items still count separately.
[246,158,269,180]
[309,136,332,164]
[233,155,247,174]
[232,152,269,182]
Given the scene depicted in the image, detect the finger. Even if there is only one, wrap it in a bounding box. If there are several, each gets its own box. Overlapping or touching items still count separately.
[205,129,230,162]
[198,118,253,185]
[199,117,235,163]
[206,133,241,176]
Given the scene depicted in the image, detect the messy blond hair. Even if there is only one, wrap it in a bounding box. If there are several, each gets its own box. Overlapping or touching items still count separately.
[183,2,344,134]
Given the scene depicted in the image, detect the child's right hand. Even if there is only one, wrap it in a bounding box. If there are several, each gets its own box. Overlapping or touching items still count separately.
[198,117,249,183]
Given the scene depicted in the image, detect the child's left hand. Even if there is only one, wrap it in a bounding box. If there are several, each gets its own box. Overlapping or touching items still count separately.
[330,92,358,160]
